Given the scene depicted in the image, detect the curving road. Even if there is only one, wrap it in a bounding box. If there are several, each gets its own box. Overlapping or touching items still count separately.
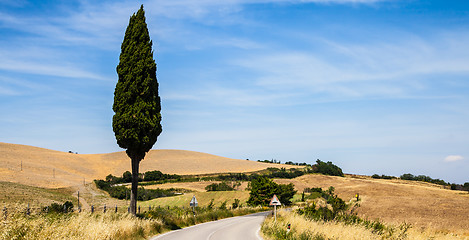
[149,211,269,240]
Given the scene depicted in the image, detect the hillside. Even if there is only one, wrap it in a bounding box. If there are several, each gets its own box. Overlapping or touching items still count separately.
[275,174,469,235]
[0,142,293,188]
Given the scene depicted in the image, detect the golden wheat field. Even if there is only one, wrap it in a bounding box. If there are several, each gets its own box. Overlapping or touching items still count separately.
[275,174,469,235]
[0,142,291,188]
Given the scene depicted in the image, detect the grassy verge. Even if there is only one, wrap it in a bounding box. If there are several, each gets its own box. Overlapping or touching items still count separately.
[0,211,160,240]
[140,191,250,208]
[0,181,75,206]
[261,210,466,240]
[0,203,266,240]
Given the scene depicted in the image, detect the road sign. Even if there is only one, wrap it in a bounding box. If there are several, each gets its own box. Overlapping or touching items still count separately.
[269,194,281,222]
[190,195,198,207]
[269,194,281,206]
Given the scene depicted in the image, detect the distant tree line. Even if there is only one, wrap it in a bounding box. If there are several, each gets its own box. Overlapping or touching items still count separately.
[94,179,182,201]
[372,172,469,192]
[400,173,448,186]
[451,182,469,191]
[94,159,345,200]
[102,170,181,185]
[257,159,282,164]
[256,158,344,178]
[371,174,396,180]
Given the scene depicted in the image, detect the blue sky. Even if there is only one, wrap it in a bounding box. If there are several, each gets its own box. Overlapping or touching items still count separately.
[1,0,468,183]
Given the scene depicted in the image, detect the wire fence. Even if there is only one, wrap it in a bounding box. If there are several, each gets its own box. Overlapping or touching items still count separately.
[1,204,177,220]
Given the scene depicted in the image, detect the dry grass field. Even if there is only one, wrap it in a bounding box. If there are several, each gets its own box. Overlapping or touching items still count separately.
[0,142,291,188]
[263,210,467,240]
[2,142,468,236]
[275,174,469,235]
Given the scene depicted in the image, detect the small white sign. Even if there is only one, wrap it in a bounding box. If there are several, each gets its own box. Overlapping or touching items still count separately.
[190,195,198,207]
[269,194,281,206]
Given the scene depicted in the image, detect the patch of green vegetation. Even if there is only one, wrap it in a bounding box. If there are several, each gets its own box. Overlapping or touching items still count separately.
[94,179,182,201]
[140,191,250,208]
[0,181,75,206]
[247,176,297,206]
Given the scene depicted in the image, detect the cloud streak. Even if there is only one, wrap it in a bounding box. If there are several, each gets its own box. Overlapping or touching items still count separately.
[444,155,464,162]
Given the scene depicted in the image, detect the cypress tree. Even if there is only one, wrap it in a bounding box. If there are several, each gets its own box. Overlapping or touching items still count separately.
[113,5,162,215]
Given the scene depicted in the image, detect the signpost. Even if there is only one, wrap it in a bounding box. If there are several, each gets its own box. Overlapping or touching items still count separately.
[269,194,281,221]
[190,195,198,217]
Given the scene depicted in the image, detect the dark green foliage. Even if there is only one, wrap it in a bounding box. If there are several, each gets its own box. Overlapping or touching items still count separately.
[205,182,235,191]
[312,159,344,177]
[371,174,395,179]
[136,187,178,201]
[284,161,309,166]
[94,179,111,191]
[113,5,162,158]
[123,171,132,183]
[247,176,278,206]
[94,176,179,200]
[257,159,281,164]
[297,187,347,221]
[144,170,181,182]
[247,176,297,206]
[217,173,250,181]
[219,201,227,210]
[108,186,129,199]
[207,199,215,210]
[43,201,74,213]
[400,173,448,186]
[265,167,305,179]
[276,183,297,205]
[113,5,162,215]
[106,174,124,184]
[232,199,240,209]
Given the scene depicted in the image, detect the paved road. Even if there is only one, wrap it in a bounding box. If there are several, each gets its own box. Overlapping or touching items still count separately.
[149,211,269,240]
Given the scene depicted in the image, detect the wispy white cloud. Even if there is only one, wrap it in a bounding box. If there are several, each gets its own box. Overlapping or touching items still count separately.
[231,31,469,102]
[444,155,464,162]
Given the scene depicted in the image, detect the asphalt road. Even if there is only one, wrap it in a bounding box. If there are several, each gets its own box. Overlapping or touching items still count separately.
[149,211,269,240]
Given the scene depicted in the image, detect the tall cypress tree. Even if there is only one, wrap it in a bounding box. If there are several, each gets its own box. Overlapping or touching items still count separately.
[113,5,162,215]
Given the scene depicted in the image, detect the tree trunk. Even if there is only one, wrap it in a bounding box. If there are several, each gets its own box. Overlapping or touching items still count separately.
[130,156,140,215]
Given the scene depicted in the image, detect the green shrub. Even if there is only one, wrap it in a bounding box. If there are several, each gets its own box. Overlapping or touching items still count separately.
[43,201,74,213]
[232,199,240,209]
[205,182,234,191]
[311,160,344,177]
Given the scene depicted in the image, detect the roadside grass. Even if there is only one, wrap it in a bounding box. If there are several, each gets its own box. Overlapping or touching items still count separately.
[262,210,466,240]
[140,191,250,208]
[0,203,266,240]
[0,181,75,207]
[0,211,161,240]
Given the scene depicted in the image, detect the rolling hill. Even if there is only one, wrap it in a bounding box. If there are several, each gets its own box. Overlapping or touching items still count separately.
[0,142,293,188]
